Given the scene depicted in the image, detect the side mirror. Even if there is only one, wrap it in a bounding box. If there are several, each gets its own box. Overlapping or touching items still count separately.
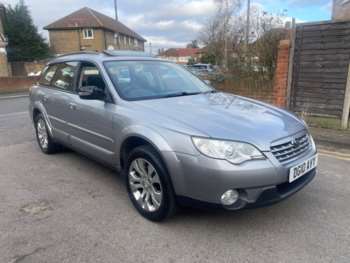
[78,86,105,101]
[204,79,211,85]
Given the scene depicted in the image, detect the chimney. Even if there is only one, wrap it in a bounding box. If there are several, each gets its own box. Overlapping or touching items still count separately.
[114,0,118,21]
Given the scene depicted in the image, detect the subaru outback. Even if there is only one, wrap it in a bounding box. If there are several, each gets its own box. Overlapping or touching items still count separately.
[29,51,318,221]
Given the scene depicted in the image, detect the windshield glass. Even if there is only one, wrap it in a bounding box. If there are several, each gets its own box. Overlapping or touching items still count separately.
[104,60,213,101]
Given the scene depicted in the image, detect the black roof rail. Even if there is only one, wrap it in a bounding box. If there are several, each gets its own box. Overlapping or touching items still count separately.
[55,51,101,58]
[103,50,152,57]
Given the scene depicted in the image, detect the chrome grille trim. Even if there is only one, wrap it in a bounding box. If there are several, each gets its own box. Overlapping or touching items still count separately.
[271,134,310,163]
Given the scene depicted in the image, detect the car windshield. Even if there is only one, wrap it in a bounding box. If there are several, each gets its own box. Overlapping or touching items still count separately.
[104,60,214,101]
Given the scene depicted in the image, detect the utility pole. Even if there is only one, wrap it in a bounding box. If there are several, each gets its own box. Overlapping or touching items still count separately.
[245,0,250,47]
[223,0,229,70]
[114,0,118,21]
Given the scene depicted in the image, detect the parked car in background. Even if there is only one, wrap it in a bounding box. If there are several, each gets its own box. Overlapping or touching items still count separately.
[29,51,318,221]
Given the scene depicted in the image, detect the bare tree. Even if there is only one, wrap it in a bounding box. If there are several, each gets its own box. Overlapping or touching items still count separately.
[199,0,241,67]
[200,2,289,79]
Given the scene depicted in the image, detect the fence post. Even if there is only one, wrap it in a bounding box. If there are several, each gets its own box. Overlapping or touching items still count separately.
[341,64,350,129]
[286,18,296,110]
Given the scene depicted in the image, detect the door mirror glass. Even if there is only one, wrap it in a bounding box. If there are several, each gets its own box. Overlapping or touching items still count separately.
[78,86,105,100]
[204,79,211,85]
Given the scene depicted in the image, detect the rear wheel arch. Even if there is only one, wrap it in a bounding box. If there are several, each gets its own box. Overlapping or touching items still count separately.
[32,108,41,121]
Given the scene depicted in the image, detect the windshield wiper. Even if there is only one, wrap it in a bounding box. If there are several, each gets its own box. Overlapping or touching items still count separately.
[203,89,218,94]
[163,91,203,98]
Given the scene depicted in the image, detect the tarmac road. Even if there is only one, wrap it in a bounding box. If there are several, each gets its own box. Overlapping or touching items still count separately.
[0,96,349,263]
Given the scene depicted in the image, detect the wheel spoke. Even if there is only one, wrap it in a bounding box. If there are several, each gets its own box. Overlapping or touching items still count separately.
[150,174,161,184]
[150,190,161,208]
[147,165,155,177]
[129,171,141,183]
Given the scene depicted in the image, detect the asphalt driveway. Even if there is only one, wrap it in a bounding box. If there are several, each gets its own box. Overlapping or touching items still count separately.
[0,96,349,263]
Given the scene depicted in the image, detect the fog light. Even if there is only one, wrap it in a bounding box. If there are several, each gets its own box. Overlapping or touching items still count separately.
[221,189,239,206]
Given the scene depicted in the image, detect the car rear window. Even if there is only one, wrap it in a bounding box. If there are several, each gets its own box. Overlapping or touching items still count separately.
[51,62,79,92]
[39,65,58,86]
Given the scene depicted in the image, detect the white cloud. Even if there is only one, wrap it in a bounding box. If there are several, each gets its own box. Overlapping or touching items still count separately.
[145,36,188,48]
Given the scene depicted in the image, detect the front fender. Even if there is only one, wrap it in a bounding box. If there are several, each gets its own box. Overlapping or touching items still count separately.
[116,125,174,157]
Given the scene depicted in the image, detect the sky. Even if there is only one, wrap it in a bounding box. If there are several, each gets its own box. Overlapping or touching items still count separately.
[1,0,332,51]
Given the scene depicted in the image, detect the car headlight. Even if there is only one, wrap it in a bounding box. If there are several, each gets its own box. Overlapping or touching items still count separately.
[309,134,316,150]
[192,137,265,165]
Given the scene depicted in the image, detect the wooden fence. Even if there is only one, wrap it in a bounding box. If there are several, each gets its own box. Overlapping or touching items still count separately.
[291,20,350,118]
[214,78,274,104]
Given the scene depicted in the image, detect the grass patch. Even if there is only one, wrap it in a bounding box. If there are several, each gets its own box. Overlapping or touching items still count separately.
[303,116,348,130]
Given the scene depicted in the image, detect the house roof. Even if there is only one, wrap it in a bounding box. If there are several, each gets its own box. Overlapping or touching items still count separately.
[160,48,200,57]
[44,7,146,42]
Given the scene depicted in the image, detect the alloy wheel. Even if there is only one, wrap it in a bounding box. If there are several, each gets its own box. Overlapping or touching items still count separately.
[128,158,163,212]
[37,118,49,149]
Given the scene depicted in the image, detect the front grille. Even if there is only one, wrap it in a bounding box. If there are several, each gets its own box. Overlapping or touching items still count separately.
[271,134,310,163]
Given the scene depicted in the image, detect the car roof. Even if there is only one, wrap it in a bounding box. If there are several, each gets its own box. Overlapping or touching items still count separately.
[48,51,165,65]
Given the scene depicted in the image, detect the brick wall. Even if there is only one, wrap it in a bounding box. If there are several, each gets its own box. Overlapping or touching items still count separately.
[49,30,81,54]
[273,40,290,108]
[49,29,106,54]
[0,77,39,93]
[48,29,145,54]
[80,29,105,51]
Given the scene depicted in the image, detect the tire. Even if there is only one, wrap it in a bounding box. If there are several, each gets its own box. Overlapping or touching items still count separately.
[125,145,177,222]
[34,113,62,154]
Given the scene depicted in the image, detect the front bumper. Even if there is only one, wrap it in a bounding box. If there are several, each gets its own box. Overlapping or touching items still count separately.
[162,145,317,210]
[176,168,316,210]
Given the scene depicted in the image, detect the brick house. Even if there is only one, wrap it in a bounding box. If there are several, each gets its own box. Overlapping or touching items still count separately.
[44,7,146,54]
[158,48,200,64]
[333,0,350,20]
[0,3,9,77]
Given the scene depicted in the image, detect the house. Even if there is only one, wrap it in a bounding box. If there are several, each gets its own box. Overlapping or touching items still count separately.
[44,7,146,54]
[0,3,9,77]
[158,48,200,64]
[332,0,350,20]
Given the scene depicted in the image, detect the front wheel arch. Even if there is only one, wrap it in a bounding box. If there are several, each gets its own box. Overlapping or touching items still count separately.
[120,136,168,174]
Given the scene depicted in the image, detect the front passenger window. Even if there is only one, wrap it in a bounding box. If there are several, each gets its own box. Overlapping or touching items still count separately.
[80,66,106,92]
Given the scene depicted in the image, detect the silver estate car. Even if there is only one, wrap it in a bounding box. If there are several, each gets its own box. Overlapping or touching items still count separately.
[29,51,318,221]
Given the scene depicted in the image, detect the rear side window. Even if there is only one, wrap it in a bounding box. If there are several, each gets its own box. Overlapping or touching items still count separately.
[51,62,79,92]
[39,65,58,86]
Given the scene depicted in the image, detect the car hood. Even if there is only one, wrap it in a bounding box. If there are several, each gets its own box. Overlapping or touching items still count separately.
[134,92,306,151]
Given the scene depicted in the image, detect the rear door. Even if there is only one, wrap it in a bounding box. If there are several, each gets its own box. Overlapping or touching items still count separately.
[38,62,79,143]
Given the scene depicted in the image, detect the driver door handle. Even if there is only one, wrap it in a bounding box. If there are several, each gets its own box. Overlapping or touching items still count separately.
[43,95,49,102]
[69,103,77,110]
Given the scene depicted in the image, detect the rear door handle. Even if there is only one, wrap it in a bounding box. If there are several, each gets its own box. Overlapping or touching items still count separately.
[69,103,77,110]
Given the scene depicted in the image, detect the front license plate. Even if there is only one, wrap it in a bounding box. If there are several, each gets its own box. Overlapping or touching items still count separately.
[289,155,318,183]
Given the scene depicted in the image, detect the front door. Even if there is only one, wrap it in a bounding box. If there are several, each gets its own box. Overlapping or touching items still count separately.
[68,63,116,164]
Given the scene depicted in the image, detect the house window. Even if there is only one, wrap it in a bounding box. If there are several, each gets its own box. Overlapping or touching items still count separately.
[124,36,127,46]
[134,39,138,47]
[83,29,94,39]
